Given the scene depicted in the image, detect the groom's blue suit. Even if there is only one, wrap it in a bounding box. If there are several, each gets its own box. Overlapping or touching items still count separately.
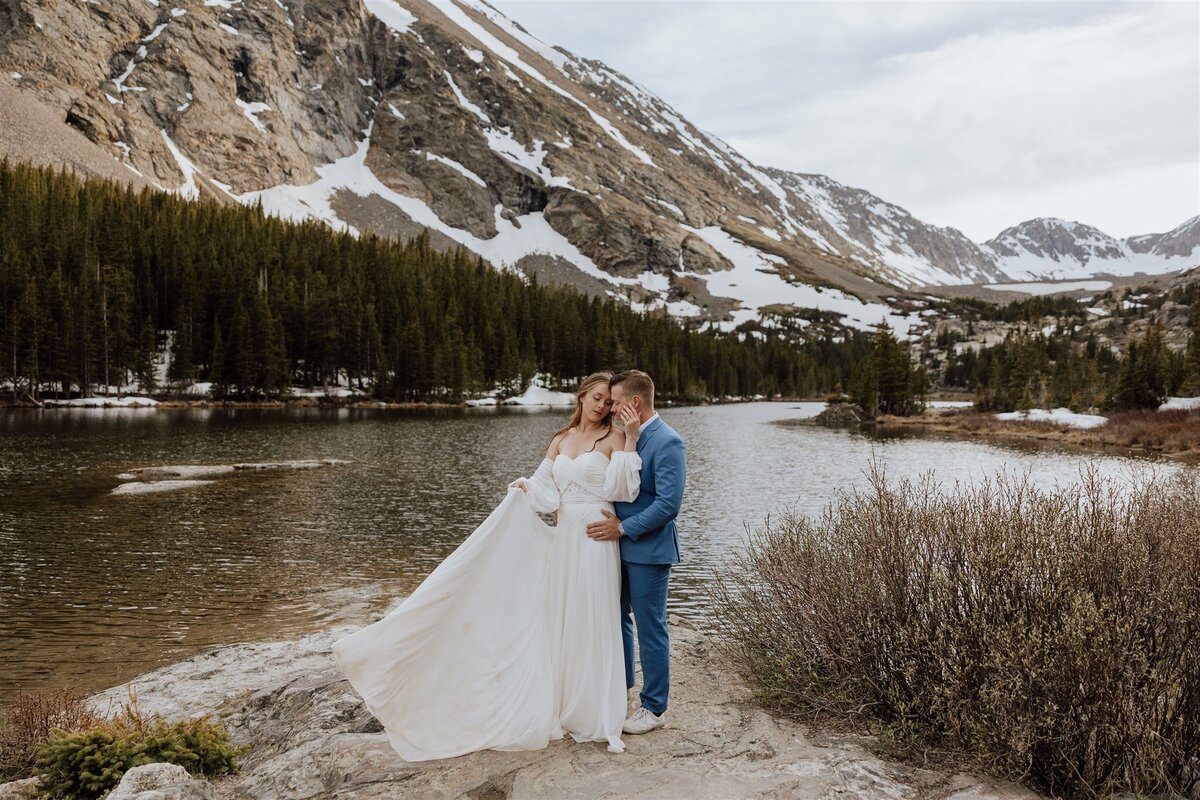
[613,413,686,716]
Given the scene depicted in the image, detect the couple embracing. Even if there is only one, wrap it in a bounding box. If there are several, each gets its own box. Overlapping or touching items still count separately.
[332,369,686,759]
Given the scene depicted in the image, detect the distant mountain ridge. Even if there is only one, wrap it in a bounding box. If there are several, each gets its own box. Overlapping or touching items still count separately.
[982,216,1200,282]
[0,0,1195,334]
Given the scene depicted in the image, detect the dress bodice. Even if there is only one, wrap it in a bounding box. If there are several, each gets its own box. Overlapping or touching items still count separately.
[553,451,613,504]
[520,450,641,513]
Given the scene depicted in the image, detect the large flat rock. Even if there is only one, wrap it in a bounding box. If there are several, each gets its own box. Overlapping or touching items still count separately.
[93,603,1040,800]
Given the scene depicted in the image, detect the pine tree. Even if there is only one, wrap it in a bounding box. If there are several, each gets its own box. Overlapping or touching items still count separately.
[850,361,877,416]
[227,298,255,397]
[131,315,157,395]
[1182,297,1200,396]
[208,324,226,398]
[168,308,196,390]
[871,321,913,416]
[1112,325,1169,410]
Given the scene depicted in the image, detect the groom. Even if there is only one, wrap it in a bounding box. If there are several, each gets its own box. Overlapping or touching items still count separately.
[586,369,686,735]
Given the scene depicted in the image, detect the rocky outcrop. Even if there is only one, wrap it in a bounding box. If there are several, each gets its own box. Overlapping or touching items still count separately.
[812,401,870,426]
[86,599,1042,800]
[0,777,37,800]
[776,171,1008,287]
[108,763,216,800]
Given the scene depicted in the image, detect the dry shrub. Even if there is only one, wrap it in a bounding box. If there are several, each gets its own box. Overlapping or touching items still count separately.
[0,688,98,780]
[956,408,1200,454]
[1102,408,1200,452]
[951,412,1087,435]
[712,461,1200,799]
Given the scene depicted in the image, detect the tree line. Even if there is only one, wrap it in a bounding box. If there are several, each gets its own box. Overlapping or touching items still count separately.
[934,298,1200,412]
[832,291,1200,417]
[0,160,880,403]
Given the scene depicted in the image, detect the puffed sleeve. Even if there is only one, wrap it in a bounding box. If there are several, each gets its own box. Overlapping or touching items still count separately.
[603,451,642,503]
[519,457,560,514]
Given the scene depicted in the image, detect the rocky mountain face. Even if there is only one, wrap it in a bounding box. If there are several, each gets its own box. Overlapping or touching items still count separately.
[0,0,1195,334]
[775,170,1007,286]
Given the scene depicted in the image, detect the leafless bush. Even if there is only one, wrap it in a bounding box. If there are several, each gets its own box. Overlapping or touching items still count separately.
[711,461,1200,798]
[1102,408,1200,452]
[0,687,98,780]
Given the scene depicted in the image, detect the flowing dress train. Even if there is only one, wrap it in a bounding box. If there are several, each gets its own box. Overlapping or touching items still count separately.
[331,449,640,761]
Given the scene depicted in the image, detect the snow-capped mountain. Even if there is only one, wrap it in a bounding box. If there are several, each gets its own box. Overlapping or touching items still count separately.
[774,171,1005,286]
[0,0,1195,334]
[983,217,1200,281]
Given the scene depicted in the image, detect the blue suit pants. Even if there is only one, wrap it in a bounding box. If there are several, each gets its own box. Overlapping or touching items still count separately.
[620,561,671,715]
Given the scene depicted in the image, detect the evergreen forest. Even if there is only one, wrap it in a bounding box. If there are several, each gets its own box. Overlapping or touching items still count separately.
[0,160,871,403]
[3,160,1197,414]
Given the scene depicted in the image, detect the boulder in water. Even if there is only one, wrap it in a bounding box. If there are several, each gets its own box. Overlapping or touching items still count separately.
[812,402,870,426]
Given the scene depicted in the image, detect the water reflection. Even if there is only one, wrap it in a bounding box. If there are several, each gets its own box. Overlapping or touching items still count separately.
[0,403,1189,704]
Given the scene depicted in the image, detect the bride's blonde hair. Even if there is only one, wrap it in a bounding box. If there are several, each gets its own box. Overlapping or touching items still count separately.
[547,371,615,453]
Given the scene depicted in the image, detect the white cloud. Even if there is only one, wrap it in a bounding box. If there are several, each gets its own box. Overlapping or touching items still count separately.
[494,1,1199,240]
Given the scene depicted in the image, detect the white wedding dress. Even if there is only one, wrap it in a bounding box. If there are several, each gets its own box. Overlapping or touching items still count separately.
[332,449,641,761]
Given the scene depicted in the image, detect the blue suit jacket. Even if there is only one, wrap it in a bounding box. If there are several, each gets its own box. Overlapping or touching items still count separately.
[614,415,686,565]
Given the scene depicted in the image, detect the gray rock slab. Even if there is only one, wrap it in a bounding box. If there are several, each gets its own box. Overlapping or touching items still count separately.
[0,777,37,800]
[92,605,1041,800]
[109,763,215,800]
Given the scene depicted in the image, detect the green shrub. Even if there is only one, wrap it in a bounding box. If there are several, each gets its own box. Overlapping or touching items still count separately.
[33,701,240,799]
[712,461,1200,799]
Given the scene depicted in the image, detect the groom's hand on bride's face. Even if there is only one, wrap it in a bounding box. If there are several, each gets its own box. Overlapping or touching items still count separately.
[586,511,623,541]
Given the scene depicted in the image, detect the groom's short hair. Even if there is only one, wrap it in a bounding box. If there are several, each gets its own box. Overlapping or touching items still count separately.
[611,370,654,406]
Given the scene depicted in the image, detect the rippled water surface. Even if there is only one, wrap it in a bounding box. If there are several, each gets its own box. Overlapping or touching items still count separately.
[0,403,1190,704]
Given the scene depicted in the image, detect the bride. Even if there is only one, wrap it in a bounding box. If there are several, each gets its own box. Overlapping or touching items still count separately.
[332,371,642,760]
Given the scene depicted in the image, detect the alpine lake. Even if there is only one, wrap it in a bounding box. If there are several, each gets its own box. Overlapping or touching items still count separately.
[1,402,1192,706]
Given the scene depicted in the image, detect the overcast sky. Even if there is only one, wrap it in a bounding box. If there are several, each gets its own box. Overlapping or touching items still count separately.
[490,0,1199,242]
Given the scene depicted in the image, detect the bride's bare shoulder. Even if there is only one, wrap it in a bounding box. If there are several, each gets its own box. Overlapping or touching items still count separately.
[604,429,627,453]
[546,431,567,458]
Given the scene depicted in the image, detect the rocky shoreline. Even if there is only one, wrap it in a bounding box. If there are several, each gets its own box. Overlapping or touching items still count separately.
[783,403,1200,463]
[874,407,1200,462]
[0,597,1043,800]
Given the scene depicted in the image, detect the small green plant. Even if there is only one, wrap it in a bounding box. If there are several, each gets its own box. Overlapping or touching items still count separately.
[32,696,240,799]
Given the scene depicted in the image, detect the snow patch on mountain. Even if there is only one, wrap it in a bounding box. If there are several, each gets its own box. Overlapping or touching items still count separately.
[424,0,656,168]
[230,126,617,290]
[160,130,199,200]
[236,99,270,133]
[682,226,921,335]
[420,151,487,188]
[443,70,489,124]
[364,0,416,35]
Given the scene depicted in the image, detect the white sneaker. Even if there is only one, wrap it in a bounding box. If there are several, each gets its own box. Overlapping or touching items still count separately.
[622,707,665,734]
